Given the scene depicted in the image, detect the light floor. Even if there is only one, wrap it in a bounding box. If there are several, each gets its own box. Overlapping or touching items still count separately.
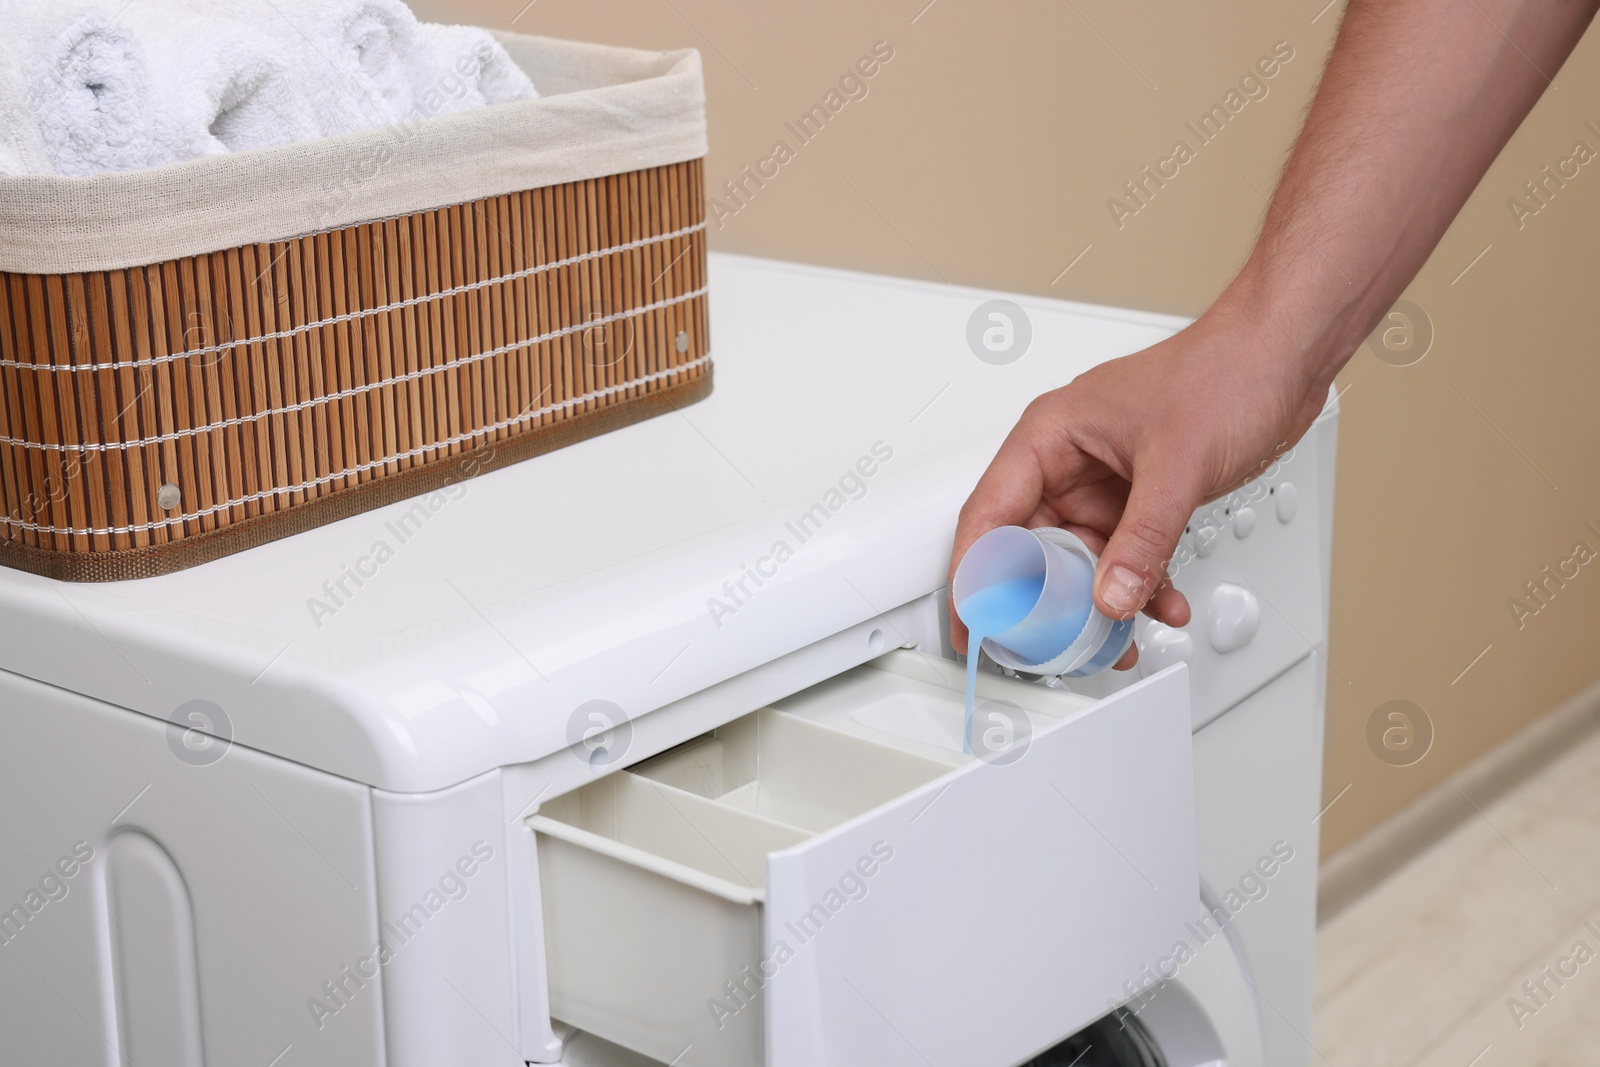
[1314,726,1600,1066]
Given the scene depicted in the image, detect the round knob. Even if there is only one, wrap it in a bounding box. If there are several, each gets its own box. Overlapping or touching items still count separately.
[1206,583,1260,654]
[1138,620,1194,677]
[1194,523,1220,558]
[1276,481,1299,524]
[1232,506,1257,539]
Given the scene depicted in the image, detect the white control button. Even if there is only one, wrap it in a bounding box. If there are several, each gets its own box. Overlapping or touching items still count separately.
[1276,481,1299,524]
[1138,620,1195,678]
[1194,523,1220,558]
[1206,583,1260,653]
[1232,506,1257,539]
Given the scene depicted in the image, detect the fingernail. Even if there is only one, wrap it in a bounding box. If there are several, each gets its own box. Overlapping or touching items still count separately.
[1100,565,1146,615]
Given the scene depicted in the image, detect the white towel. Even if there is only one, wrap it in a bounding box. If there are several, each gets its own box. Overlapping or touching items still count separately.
[0,135,23,176]
[191,0,431,136]
[23,11,159,176]
[0,2,539,175]
[0,38,53,175]
[118,6,318,162]
[416,24,537,120]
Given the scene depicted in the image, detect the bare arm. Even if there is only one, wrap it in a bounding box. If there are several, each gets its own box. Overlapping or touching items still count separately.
[1225,0,1599,393]
[951,0,1600,661]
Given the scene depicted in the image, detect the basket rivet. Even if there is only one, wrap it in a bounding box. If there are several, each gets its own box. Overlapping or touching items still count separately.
[157,483,182,511]
[675,330,690,354]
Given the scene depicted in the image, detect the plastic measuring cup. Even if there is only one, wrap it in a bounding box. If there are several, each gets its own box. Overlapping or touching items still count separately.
[953,526,1135,678]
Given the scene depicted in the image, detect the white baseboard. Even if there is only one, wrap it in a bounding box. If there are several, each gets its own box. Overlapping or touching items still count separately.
[1318,674,1600,924]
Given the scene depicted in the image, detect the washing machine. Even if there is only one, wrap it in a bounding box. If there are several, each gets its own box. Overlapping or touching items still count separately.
[0,254,1332,1067]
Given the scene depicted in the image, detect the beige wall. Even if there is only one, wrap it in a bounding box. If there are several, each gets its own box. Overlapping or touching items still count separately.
[421,0,1600,858]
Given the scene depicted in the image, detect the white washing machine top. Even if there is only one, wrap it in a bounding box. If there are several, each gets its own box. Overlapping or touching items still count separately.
[0,255,1188,792]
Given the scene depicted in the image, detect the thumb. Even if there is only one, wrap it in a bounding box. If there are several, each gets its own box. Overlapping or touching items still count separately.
[1095,470,1197,619]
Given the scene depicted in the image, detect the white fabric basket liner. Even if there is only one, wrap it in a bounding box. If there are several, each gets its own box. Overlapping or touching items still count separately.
[0,32,708,276]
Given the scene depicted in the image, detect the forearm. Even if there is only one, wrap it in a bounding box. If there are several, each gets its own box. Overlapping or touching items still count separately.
[1210,0,1599,391]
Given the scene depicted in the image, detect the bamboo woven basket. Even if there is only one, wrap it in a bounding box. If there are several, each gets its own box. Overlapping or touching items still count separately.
[0,34,710,583]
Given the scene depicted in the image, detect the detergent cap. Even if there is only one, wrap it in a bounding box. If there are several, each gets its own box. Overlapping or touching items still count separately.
[954,526,1136,678]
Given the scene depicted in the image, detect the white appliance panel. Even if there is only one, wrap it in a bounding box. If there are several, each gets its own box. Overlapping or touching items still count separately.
[764,666,1196,1067]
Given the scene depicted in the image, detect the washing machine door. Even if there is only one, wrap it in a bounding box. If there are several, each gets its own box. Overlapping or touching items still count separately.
[1020,1010,1165,1067]
[1024,910,1264,1067]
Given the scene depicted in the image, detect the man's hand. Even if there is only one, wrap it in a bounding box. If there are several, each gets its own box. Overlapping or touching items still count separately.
[948,313,1332,665]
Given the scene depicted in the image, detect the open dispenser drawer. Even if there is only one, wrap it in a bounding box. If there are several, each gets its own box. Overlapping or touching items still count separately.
[529,653,1197,1067]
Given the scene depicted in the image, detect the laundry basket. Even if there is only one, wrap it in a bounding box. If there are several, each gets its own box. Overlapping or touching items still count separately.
[0,33,710,582]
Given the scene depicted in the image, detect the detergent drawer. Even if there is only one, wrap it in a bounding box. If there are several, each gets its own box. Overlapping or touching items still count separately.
[529,656,1196,1067]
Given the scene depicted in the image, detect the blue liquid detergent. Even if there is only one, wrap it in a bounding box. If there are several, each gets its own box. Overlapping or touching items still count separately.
[957,575,1045,754]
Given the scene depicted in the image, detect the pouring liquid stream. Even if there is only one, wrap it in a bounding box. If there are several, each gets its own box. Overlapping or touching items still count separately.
[958,575,1045,754]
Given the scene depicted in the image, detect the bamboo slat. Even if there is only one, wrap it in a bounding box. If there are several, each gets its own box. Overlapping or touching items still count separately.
[0,159,711,582]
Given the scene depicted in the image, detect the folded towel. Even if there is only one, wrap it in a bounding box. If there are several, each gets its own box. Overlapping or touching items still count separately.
[118,6,318,162]
[417,24,538,120]
[0,2,539,175]
[194,0,430,136]
[24,11,158,176]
